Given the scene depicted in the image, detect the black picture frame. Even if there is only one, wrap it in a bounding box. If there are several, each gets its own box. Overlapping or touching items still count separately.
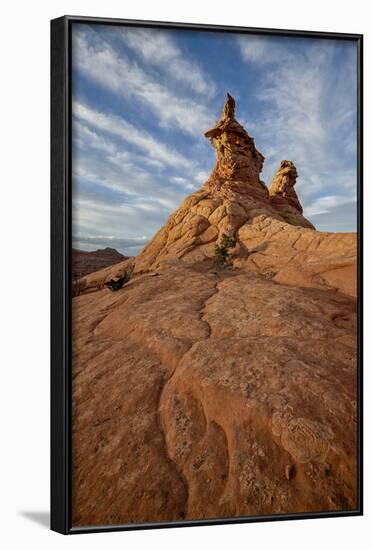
[51,15,363,535]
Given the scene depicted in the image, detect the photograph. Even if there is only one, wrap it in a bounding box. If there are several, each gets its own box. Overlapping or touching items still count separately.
[68,19,360,528]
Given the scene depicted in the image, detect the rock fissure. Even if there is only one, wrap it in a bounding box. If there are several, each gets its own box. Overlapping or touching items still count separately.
[154,277,225,517]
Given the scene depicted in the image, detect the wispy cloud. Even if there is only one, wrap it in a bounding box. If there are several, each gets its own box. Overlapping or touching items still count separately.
[72,27,214,135]
[72,154,189,244]
[306,195,352,217]
[72,193,167,250]
[73,101,195,171]
[72,99,209,250]
[238,35,293,65]
[118,27,216,97]
[72,99,210,209]
[237,35,357,226]
[308,200,357,232]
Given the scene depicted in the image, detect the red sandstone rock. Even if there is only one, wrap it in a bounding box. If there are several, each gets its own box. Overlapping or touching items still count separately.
[269,160,310,220]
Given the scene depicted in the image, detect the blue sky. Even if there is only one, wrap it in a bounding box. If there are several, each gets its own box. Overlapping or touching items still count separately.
[71,23,357,256]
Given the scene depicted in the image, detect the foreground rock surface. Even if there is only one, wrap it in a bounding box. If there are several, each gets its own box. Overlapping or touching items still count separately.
[72,264,357,525]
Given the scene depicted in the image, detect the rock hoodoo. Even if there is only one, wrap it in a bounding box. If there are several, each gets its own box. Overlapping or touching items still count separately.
[203,92,265,196]
[269,160,314,228]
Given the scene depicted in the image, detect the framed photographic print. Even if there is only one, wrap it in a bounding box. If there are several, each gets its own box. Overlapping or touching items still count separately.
[51,15,363,534]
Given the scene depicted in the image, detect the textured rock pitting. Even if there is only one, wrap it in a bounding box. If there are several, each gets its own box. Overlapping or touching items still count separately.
[72,266,357,525]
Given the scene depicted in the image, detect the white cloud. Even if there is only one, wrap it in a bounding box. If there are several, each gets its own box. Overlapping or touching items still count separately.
[72,101,212,216]
[306,195,347,216]
[72,148,152,199]
[118,27,215,97]
[72,28,213,135]
[237,36,357,226]
[72,194,166,245]
[238,36,292,64]
[73,101,194,171]
[72,101,213,222]
[194,169,209,183]
[308,199,357,233]
[71,107,206,250]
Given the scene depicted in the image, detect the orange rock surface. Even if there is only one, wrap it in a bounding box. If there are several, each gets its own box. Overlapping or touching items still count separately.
[72,95,358,526]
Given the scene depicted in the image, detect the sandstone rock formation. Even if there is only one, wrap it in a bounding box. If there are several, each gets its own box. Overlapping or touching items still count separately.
[74,94,355,297]
[269,160,313,226]
[71,95,358,526]
[132,94,314,274]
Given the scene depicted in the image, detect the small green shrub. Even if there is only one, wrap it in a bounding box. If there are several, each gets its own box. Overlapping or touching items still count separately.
[214,234,236,266]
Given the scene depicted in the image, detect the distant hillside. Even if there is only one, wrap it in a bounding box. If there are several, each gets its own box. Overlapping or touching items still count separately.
[72,247,128,279]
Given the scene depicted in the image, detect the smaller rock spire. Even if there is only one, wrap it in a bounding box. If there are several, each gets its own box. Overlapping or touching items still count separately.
[269,160,303,213]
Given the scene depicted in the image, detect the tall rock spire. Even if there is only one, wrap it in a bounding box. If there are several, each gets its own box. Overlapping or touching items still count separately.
[203,94,265,197]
